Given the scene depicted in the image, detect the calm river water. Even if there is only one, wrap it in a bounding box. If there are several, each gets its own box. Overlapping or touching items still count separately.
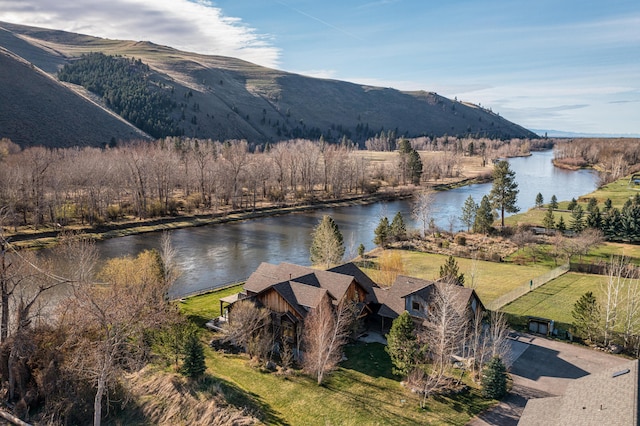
[94,150,598,298]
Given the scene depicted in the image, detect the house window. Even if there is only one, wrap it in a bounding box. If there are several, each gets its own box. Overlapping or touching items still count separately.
[412,301,421,312]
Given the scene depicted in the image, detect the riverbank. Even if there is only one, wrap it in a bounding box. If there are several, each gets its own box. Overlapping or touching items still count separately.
[5,189,415,249]
[5,169,503,250]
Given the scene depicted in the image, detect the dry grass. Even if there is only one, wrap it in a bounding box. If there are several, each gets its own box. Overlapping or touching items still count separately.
[126,368,257,426]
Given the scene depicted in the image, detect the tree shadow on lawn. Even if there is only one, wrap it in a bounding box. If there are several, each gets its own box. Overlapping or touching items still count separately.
[323,377,425,426]
[342,342,397,380]
[215,376,290,426]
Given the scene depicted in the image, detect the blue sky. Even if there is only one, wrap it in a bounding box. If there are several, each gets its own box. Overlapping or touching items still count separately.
[1,0,639,135]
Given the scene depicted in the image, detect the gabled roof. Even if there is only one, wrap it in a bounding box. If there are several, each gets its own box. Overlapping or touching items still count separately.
[329,262,377,302]
[375,275,481,319]
[519,360,640,426]
[375,275,435,319]
[267,280,330,318]
[244,262,364,302]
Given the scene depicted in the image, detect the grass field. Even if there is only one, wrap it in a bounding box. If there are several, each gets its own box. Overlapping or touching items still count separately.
[364,250,552,306]
[501,272,604,330]
[179,285,493,425]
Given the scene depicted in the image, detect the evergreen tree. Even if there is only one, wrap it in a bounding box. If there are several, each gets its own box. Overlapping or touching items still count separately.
[587,197,598,213]
[542,206,555,229]
[407,150,423,185]
[586,207,602,230]
[357,243,366,258]
[385,311,418,377]
[439,255,465,286]
[550,194,559,210]
[556,216,567,232]
[567,198,578,211]
[181,333,206,379]
[374,217,391,247]
[603,198,613,212]
[489,160,519,227]
[535,192,544,208]
[390,211,407,241]
[473,195,494,234]
[481,356,508,399]
[570,205,585,232]
[310,215,345,268]
[460,195,478,232]
[571,291,600,343]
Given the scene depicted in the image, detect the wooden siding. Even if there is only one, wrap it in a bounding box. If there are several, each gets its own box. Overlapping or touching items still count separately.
[257,288,303,320]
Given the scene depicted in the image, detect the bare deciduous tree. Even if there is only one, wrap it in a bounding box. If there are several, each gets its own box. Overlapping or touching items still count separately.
[412,190,436,237]
[222,300,271,356]
[601,256,628,347]
[302,297,355,385]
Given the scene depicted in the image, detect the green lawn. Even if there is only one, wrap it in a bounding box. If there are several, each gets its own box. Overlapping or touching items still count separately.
[364,250,552,306]
[505,174,640,228]
[501,272,604,330]
[204,341,493,426]
[178,284,243,327]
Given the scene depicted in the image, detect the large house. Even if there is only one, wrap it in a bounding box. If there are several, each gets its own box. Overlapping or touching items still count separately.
[218,262,484,344]
[519,360,640,426]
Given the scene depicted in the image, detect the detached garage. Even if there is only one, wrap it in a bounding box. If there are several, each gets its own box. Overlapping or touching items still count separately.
[528,317,554,336]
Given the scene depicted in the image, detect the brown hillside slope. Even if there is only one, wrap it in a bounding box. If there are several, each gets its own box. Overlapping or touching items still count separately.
[0,21,537,146]
[0,29,149,148]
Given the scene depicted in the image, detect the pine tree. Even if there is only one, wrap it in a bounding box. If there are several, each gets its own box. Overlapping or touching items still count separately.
[357,243,366,258]
[473,195,494,234]
[439,255,465,286]
[587,197,598,213]
[310,215,345,268]
[385,311,418,377]
[181,333,206,379]
[542,206,555,229]
[390,211,407,241]
[570,205,585,232]
[481,356,508,399]
[407,150,423,185]
[374,217,391,247]
[556,216,567,232]
[460,195,478,232]
[571,291,600,343]
[489,160,519,227]
[567,198,578,211]
[535,192,544,208]
[550,194,559,210]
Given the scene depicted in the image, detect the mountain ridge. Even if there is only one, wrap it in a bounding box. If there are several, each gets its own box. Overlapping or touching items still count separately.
[0,21,537,148]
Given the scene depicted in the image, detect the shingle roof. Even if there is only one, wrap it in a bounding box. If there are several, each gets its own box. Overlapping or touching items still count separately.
[268,281,329,318]
[375,275,435,319]
[244,262,361,302]
[328,262,376,302]
[519,359,640,426]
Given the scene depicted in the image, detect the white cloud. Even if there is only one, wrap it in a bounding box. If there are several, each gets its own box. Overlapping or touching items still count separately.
[0,0,281,67]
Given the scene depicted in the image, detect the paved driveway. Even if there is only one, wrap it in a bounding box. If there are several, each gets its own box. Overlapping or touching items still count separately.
[468,333,629,426]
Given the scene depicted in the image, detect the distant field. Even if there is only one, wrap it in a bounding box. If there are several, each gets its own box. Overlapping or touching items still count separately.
[501,272,603,329]
[364,250,551,305]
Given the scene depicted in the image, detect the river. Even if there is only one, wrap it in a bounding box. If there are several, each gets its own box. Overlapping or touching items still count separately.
[93,150,598,298]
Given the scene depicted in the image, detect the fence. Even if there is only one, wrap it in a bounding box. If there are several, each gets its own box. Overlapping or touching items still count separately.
[486,263,570,311]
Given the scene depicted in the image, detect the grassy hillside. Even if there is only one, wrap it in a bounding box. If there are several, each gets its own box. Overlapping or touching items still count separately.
[0,21,537,147]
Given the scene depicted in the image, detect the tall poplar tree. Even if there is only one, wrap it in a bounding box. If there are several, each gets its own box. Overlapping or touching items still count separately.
[310,215,345,268]
[489,160,519,227]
